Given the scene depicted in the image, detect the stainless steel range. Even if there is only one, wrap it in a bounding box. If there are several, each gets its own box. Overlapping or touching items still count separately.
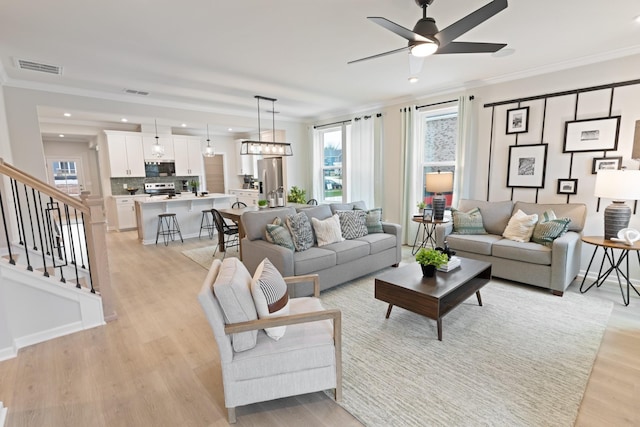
[144,182,176,196]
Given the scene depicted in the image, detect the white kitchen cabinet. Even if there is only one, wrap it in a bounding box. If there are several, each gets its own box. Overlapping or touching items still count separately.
[174,136,203,176]
[113,196,138,230]
[142,135,175,160]
[105,132,145,177]
[236,140,257,176]
[229,189,259,206]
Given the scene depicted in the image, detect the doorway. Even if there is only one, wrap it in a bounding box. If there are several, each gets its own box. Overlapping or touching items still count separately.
[47,157,85,196]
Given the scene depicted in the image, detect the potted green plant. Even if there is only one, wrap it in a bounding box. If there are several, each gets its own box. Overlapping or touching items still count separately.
[417,201,426,213]
[287,186,307,204]
[415,247,449,277]
[189,179,198,194]
[257,199,268,209]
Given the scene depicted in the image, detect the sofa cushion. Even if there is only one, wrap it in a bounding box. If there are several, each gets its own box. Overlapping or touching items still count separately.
[329,200,367,214]
[451,207,488,235]
[286,212,314,252]
[251,259,290,341]
[322,239,370,264]
[502,209,538,242]
[531,211,571,247]
[265,217,295,250]
[337,210,368,239]
[243,207,296,241]
[457,199,514,235]
[213,258,258,352]
[447,234,503,256]
[311,214,344,247]
[492,239,552,265]
[356,232,396,254]
[294,247,337,275]
[355,207,384,234]
[513,202,586,232]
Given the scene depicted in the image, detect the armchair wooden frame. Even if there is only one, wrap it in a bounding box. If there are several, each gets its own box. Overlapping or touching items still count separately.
[222,273,342,424]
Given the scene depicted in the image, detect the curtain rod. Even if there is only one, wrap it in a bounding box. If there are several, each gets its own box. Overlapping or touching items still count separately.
[483,78,640,108]
[313,113,382,129]
[416,96,472,110]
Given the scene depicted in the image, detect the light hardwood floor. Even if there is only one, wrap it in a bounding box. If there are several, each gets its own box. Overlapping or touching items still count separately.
[0,231,638,426]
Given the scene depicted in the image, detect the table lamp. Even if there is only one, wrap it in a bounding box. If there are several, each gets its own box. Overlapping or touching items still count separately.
[594,169,640,240]
[425,170,454,221]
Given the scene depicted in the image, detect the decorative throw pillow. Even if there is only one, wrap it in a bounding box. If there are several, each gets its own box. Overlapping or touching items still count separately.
[355,207,384,234]
[212,258,258,352]
[336,210,368,239]
[251,258,290,341]
[502,209,539,242]
[311,214,344,246]
[532,210,571,247]
[451,207,488,235]
[285,212,314,252]
[265,217,295,250]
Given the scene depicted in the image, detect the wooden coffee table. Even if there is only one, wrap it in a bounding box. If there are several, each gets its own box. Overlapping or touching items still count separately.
[375,257,492,341]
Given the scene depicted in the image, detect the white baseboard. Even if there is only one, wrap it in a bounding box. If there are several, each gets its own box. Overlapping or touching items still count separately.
[14,321,84,350]
[0,345,17,362]
[0,401,7,427]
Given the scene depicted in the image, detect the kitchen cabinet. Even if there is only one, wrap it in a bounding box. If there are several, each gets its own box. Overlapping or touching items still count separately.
[112,196,143,230]
[236,140,257,176]
[142,135,175,160]
[174,136,204,176]
[105,132,145,177]
[229,189,259,206]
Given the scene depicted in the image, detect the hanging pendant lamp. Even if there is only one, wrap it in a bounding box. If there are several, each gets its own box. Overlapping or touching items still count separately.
[202,124,216,157]
[240,95,293,156]
[151,119,165,158]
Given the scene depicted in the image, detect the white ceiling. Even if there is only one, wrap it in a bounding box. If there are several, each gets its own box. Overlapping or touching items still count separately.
[1,0,640,135]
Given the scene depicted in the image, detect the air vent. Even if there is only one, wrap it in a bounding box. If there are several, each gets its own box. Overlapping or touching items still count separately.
[123,89,149,96]
[17,59,62,75]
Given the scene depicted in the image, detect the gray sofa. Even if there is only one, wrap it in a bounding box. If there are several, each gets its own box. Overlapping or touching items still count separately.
[435,199,587,296]
[241,202,402,295]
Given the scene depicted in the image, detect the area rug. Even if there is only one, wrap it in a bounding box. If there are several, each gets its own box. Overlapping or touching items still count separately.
[181,245,239,270]
[320,273,613,427]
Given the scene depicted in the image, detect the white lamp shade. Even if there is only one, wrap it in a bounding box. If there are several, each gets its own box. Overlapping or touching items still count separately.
[425,171,454,193]
[594,170,640,200]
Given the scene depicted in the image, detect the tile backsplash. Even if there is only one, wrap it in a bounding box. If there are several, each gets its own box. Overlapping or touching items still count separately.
[110,176,198,195]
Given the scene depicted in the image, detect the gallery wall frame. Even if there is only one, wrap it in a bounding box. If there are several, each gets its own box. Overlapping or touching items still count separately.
[563,116,621,152]
[506,106,529,134]
[557,178,578,195]
[507,143,548,188]
[591,156,623,174]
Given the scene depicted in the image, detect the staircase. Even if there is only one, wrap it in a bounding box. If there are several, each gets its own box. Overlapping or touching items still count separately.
[0,158,114,361]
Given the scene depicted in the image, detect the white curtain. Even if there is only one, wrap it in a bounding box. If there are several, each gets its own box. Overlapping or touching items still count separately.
[453,95,472,207]
[348,117,375,208]
[400,106,418,244]
[311,127,323,201]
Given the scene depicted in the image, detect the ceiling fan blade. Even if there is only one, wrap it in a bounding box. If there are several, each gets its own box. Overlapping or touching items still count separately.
[348,46,409,64]
[435,42,507,54]
[368,17,430,43]
[434,0,508,47]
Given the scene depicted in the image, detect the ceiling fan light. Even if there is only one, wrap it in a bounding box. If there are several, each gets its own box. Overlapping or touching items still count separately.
[411,42,438,57]
[408,76,419,84]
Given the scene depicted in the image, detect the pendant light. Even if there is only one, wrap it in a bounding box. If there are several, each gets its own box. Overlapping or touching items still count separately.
[240,95,293,156]
[202,124,216,157]
[151,119,165,158]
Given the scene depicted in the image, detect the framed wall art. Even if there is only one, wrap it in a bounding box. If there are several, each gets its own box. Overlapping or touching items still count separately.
[563,116,621,152]
[506,106,529,134]
[591,156,622,174]
[507,143,548,188]
[557,178,578,195]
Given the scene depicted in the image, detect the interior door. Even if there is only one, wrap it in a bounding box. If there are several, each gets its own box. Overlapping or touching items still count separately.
[47,157,85,196]
[204,154,225,193]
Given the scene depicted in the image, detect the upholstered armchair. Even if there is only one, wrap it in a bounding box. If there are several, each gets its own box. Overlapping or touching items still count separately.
[198,258,342,423]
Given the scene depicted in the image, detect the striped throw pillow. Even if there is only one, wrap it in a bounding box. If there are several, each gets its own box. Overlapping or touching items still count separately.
[337,210,368,239]
[265,217,295,250]
[451,207,488,235]
[251,258,290,340]
[532,210,571,247]
[355,207,384,234]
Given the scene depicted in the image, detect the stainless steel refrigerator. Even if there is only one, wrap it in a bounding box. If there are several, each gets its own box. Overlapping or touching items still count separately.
[257,157,284,204]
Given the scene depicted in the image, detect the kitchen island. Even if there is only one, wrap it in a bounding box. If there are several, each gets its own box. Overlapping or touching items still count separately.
[135,193,234,244]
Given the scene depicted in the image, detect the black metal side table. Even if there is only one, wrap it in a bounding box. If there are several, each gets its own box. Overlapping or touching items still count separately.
[411,216,449,255]
[580,236,640,306]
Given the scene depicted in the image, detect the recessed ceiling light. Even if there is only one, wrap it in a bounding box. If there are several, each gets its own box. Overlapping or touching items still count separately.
[121,118,128,122]
[408,76,419,84]
[63,112,71,117]
[181,123,187,127]
[59,134,65,138]
[228,128,233,132]
[635,15,640,23]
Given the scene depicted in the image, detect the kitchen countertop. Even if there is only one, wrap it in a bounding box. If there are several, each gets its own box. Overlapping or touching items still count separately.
[135,193,233,204]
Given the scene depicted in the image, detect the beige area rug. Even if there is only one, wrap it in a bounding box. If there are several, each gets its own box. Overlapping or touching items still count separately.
[181,245,239,270]
[321,272,613,427]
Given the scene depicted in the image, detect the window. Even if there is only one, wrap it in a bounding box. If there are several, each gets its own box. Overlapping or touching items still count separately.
[419,106,458,208]
[319,124,350,202]
[50,160,81,195]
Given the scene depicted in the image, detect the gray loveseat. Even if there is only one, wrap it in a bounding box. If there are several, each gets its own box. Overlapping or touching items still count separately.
[241,201,402,295]
[435,199,587,296]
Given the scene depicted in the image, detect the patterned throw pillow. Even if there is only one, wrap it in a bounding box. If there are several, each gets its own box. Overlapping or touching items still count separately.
[532,210,571,247]
[337,210,368,239]
[502,209,538,242]
[355,207,384,234]
[265,217,295,250]
[285,212,314,251]
[251,258,290,340]
[311,214,344,246]
[451,207,488,235]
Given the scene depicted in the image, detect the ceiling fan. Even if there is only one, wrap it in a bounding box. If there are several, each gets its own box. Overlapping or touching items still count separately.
[349,0,508,65]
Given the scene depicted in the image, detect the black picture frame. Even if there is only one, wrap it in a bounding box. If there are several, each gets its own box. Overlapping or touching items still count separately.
[591,156,623,174]
[506,143,548,188]
[563,116,621,153]
[557,179,578,195]
[506,106,529,134]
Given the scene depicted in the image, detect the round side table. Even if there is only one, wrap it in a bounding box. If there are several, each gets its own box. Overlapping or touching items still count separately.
[411,216,449,255]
